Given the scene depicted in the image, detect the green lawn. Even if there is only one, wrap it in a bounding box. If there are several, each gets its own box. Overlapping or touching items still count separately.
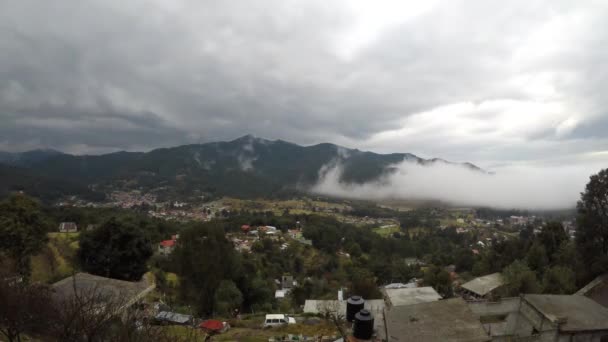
[372,225,401,237]
[48,231,80,239]
[30,232,80,283]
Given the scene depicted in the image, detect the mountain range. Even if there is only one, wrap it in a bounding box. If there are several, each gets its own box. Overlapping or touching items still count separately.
[0,135,483,201]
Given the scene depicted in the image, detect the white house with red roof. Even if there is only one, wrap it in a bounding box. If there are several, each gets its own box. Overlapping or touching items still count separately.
[158,236,178,256]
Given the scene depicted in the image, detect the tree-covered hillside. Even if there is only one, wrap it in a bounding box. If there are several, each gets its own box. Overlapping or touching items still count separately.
[0,165,105,202]
[0,136,482,199]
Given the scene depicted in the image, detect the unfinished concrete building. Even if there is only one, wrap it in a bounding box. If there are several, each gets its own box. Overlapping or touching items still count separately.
[468,294,608,341]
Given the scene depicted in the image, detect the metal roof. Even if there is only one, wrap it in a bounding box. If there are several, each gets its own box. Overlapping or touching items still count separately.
[156,311,193,324]
[52,272,154,310]
[461,273,504,297]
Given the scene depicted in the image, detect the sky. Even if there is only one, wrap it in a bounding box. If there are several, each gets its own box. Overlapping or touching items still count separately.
[1,0,608,173]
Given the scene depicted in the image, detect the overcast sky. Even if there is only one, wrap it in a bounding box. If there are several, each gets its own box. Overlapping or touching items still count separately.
[1,0,607,170]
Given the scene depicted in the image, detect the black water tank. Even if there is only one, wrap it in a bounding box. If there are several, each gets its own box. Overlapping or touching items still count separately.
[346,296,364,322]
[353,309,374,340]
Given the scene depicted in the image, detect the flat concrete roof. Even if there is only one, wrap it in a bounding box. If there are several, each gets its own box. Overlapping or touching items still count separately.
[385,298,490,342]
[384,286,442,307]
[461,273,504,297]
[524,294,608,332]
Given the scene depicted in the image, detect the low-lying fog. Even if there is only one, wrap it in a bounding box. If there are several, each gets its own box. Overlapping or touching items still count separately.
[310,160,602,210]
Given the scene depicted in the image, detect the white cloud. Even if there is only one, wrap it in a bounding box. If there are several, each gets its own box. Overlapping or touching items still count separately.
[0,0,607,169]
[333,0,438,60]
[311,160,601,209]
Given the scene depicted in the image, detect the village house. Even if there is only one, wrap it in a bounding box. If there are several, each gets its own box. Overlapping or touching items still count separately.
[517,294,608,341]
[281,275,296,289]
[468,294,608,341]
[274,289,288,299]
[59,222,78,233]
[230,237,253,253]
[158,236,177,256]
[287,228,301,239]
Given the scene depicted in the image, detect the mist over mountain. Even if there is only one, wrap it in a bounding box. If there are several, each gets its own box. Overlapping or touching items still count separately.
[0,135,481,200]
[311,160,592,210]
[0,135,592,209]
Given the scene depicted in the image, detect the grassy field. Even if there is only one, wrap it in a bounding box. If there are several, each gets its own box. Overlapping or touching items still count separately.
[166,272,179,287]
[405,227,429,238]
[30,232,80,283]
[372,225,400,237]
[219,197,351,217]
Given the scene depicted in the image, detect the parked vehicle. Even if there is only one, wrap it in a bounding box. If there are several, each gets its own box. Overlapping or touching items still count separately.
[263,314,296,327]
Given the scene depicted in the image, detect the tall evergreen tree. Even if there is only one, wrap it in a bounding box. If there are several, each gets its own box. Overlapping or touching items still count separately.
[502,260,541,296]
[78,218,153,281]
[538,222,568,262]
[0,194,49,279]
[576,168,608,280]
[213,280,243,317]
[173,223,241,315]
[542,266,576,294]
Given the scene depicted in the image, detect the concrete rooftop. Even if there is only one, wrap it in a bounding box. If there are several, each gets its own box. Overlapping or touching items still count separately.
[385,298,490,342]
[524,294,608,332]
[384,286,442,307]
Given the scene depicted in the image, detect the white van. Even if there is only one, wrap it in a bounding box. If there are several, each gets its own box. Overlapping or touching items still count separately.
[263,314,296,327]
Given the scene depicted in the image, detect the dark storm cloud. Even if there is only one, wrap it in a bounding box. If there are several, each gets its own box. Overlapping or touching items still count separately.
[0,0,607,166]
[0,108,186,154]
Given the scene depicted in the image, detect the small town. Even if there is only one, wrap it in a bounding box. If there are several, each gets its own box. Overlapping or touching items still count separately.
[3,186,607,341]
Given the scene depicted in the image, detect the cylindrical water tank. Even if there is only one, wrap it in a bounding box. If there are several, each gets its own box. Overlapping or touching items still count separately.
[346,296,364,322]
[353,309,374,340]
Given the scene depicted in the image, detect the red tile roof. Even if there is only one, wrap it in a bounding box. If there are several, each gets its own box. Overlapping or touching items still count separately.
[160,239,176,247]
[200,319,224,332]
